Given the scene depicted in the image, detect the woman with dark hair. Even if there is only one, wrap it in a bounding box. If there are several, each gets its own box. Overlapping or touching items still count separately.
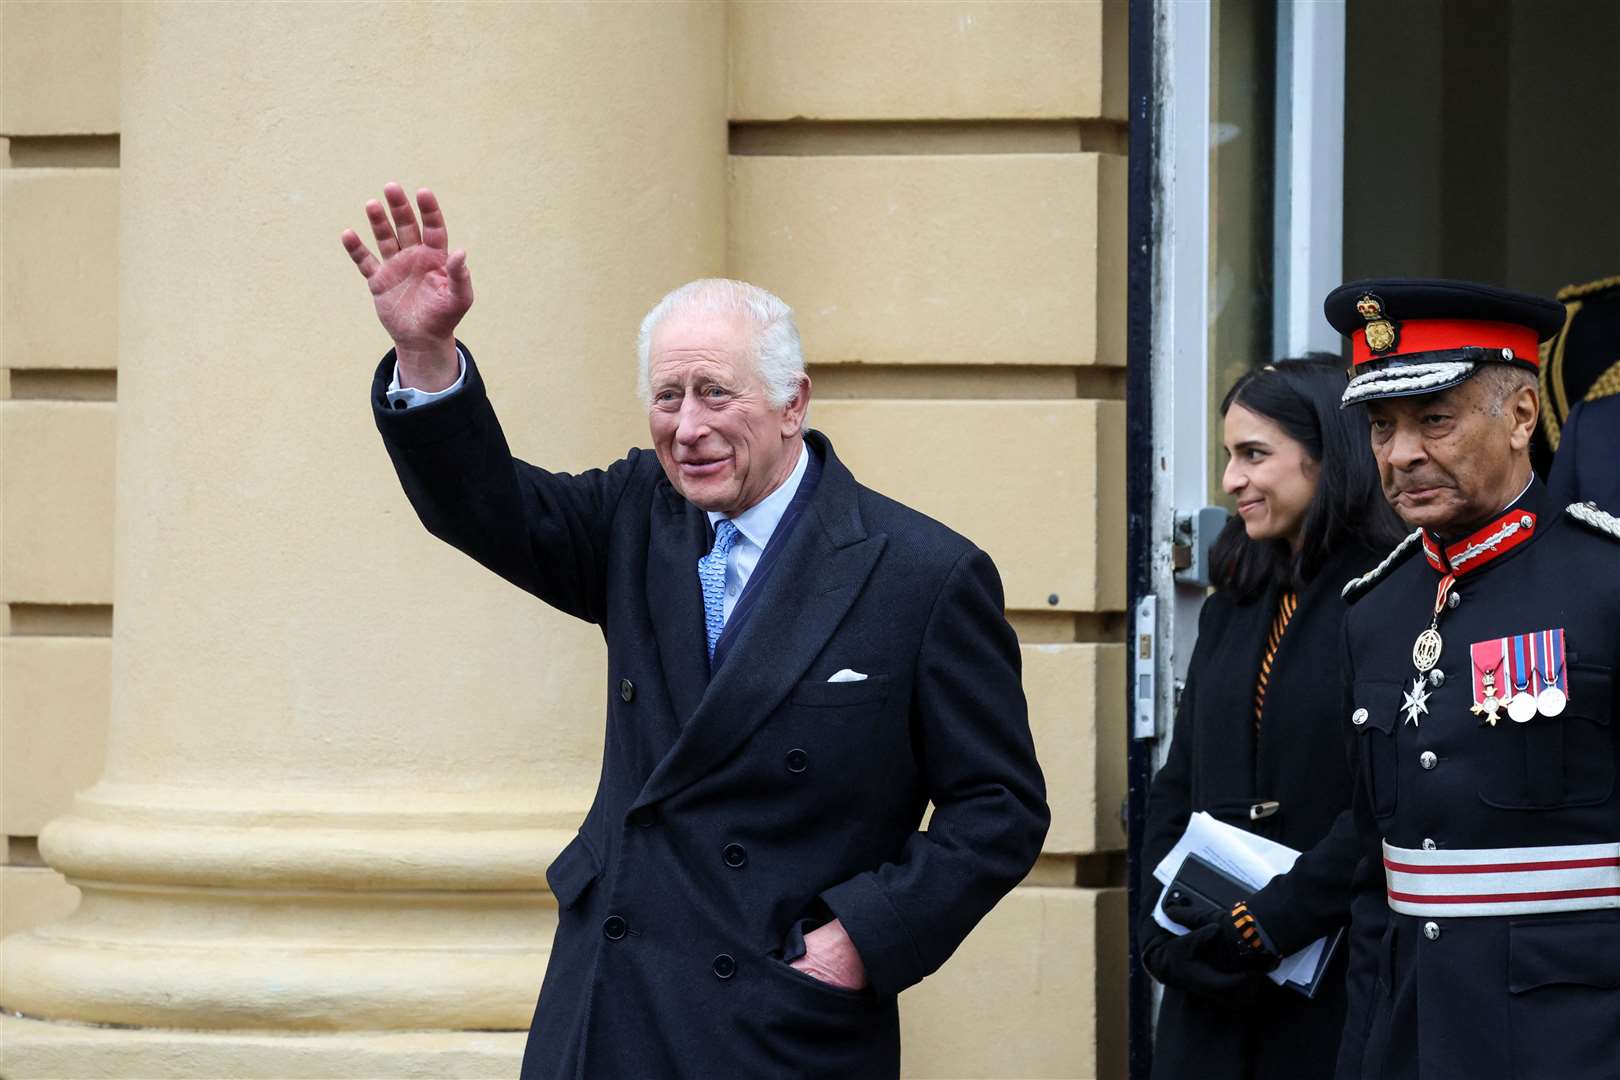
[1137,357,1408,1080]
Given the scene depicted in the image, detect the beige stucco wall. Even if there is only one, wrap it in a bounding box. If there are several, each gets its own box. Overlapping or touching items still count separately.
[1,3,1127,1077]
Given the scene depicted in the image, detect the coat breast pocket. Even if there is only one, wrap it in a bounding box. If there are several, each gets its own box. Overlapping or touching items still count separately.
[789,673,891,711]
[1479,664,1615,810]
[1351,680,1403,819]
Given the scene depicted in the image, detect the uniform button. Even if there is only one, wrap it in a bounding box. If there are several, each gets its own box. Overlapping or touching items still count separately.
[1428,669,1445,688]
[628,807,656,828]
[619,678,635,703]
[712,953,736,979]
[1419,750,1437,770]
[1351,708,1369,726]
[1422,838,1437,851]
[785,748,808,773]
[602,915,627,941]
[1423,921,1440,941]
[1447,592,1461,609]
[722,842,747,869]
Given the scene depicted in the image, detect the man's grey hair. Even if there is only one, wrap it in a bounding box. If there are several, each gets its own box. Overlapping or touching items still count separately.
[1477,364,1537,416]
[636,278,806,409]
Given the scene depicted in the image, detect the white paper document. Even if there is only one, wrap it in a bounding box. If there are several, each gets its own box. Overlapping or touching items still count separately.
[1152,811,1338,994]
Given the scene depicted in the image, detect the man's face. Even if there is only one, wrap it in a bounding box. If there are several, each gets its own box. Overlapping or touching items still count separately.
[1364,373,1536,535]
[646,310,809,518]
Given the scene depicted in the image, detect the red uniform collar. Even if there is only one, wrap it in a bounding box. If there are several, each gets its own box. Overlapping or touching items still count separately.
[1421,505,1537,577]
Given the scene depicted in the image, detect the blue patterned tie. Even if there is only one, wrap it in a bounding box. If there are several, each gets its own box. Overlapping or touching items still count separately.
[698,519,740,661]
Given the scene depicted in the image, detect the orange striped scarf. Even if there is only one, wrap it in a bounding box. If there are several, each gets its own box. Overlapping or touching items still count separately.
[1254,590,1298,728]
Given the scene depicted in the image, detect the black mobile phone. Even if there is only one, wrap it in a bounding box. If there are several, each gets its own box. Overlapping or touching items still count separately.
[1164,852,1250,928]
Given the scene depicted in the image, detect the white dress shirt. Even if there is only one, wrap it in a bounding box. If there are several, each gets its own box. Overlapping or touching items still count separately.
[387,351,809,628]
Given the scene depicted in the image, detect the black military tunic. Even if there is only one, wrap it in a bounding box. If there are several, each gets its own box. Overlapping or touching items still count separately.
[1336,480,1620,1080]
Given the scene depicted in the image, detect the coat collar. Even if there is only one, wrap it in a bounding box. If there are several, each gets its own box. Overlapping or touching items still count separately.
[633,430,886,811]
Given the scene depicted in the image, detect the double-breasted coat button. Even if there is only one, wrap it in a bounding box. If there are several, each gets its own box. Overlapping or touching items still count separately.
[1422,838,1437,851]
[628,807,656,828]
[785,748,808,773]
[1420,750,1437,770]
[722,842,747,869]
[1423,921,1440,941]
[1352,708,1369,726]
[619,678,635,703]
[712,953,736,979]
[602,915,628,941]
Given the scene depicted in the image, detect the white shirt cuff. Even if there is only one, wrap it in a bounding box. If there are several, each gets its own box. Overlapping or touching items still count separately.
[386,347,467,410]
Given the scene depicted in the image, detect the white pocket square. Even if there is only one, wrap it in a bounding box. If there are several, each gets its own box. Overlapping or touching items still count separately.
[827,668,868,683]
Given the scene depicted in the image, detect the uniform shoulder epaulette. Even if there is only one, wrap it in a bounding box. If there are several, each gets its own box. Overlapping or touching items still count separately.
[1564,501,1620,542]
[1342,529,1424,601]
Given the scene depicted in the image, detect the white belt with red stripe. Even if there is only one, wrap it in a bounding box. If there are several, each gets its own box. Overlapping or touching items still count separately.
[1384,839,1620,917]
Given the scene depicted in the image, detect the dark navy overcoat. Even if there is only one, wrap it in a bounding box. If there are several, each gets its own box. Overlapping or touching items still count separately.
[372,348,1049,1079]
[1141,540,1384,1080]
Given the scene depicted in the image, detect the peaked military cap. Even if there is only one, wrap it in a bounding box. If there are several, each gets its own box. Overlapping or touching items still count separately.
[1324,278,1566,408]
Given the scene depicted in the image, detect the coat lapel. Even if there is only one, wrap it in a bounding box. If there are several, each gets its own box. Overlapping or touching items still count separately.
[645,483,712,732]
[632,434,885,811]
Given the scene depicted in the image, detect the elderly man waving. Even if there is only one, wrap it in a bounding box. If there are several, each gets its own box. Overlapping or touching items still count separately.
[341,185,1049,1080]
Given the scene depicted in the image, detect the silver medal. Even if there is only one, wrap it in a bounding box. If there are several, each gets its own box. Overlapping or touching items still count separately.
[1507,691,1537,723]
[1536,686,1567,717]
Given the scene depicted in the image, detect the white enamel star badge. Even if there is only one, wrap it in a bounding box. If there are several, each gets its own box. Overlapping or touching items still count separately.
[1402,676,1431,727]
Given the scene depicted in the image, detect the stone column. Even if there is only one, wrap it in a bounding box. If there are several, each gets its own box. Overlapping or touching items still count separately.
[1,3,724,1073]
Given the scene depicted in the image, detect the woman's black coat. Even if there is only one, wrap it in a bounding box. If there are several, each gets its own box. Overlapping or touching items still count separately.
[1140,541,1384,1080]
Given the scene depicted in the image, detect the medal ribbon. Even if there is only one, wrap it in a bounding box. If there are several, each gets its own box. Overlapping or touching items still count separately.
[1433,574,1456,619]
[1470,639,1504,704]
[1511,634,1531,695]
[1538,629,1567,695]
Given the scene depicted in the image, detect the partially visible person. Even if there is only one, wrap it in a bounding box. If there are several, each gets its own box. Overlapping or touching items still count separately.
[1544,276,1620,511]
[1325,278,1620,1080]
[1550,395,1620,511]
[1139,358,1406,1080]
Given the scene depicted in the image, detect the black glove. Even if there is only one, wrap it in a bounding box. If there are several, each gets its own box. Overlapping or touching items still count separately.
[1139,920,1263,1003]
[1161,891,1281,975]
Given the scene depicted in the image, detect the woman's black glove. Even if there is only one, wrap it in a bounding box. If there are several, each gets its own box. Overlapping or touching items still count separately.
[1161,892,1282,975]
[1138,907,1265,1003]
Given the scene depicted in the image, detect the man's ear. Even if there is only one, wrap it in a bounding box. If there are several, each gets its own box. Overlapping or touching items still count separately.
[781,375,812,437]
[1508,382,1539,452]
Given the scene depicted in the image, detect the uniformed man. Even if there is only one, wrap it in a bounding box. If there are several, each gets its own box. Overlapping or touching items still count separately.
[1325,279,1620,1080]
[1543,275,1620,512]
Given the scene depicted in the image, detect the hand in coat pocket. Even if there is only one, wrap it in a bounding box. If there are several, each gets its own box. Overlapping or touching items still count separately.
[789,918,869,991]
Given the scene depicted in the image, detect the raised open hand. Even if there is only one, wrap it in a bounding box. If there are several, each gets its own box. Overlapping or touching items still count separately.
[341,183,472,388]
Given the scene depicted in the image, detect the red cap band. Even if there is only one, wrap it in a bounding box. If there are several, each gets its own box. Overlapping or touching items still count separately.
[1352,319,1541,367]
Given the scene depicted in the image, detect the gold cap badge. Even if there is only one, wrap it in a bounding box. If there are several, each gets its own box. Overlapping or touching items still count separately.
[1357,293,1399,354]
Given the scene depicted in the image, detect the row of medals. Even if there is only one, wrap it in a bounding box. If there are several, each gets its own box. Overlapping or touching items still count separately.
[1412,625,1566,727]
